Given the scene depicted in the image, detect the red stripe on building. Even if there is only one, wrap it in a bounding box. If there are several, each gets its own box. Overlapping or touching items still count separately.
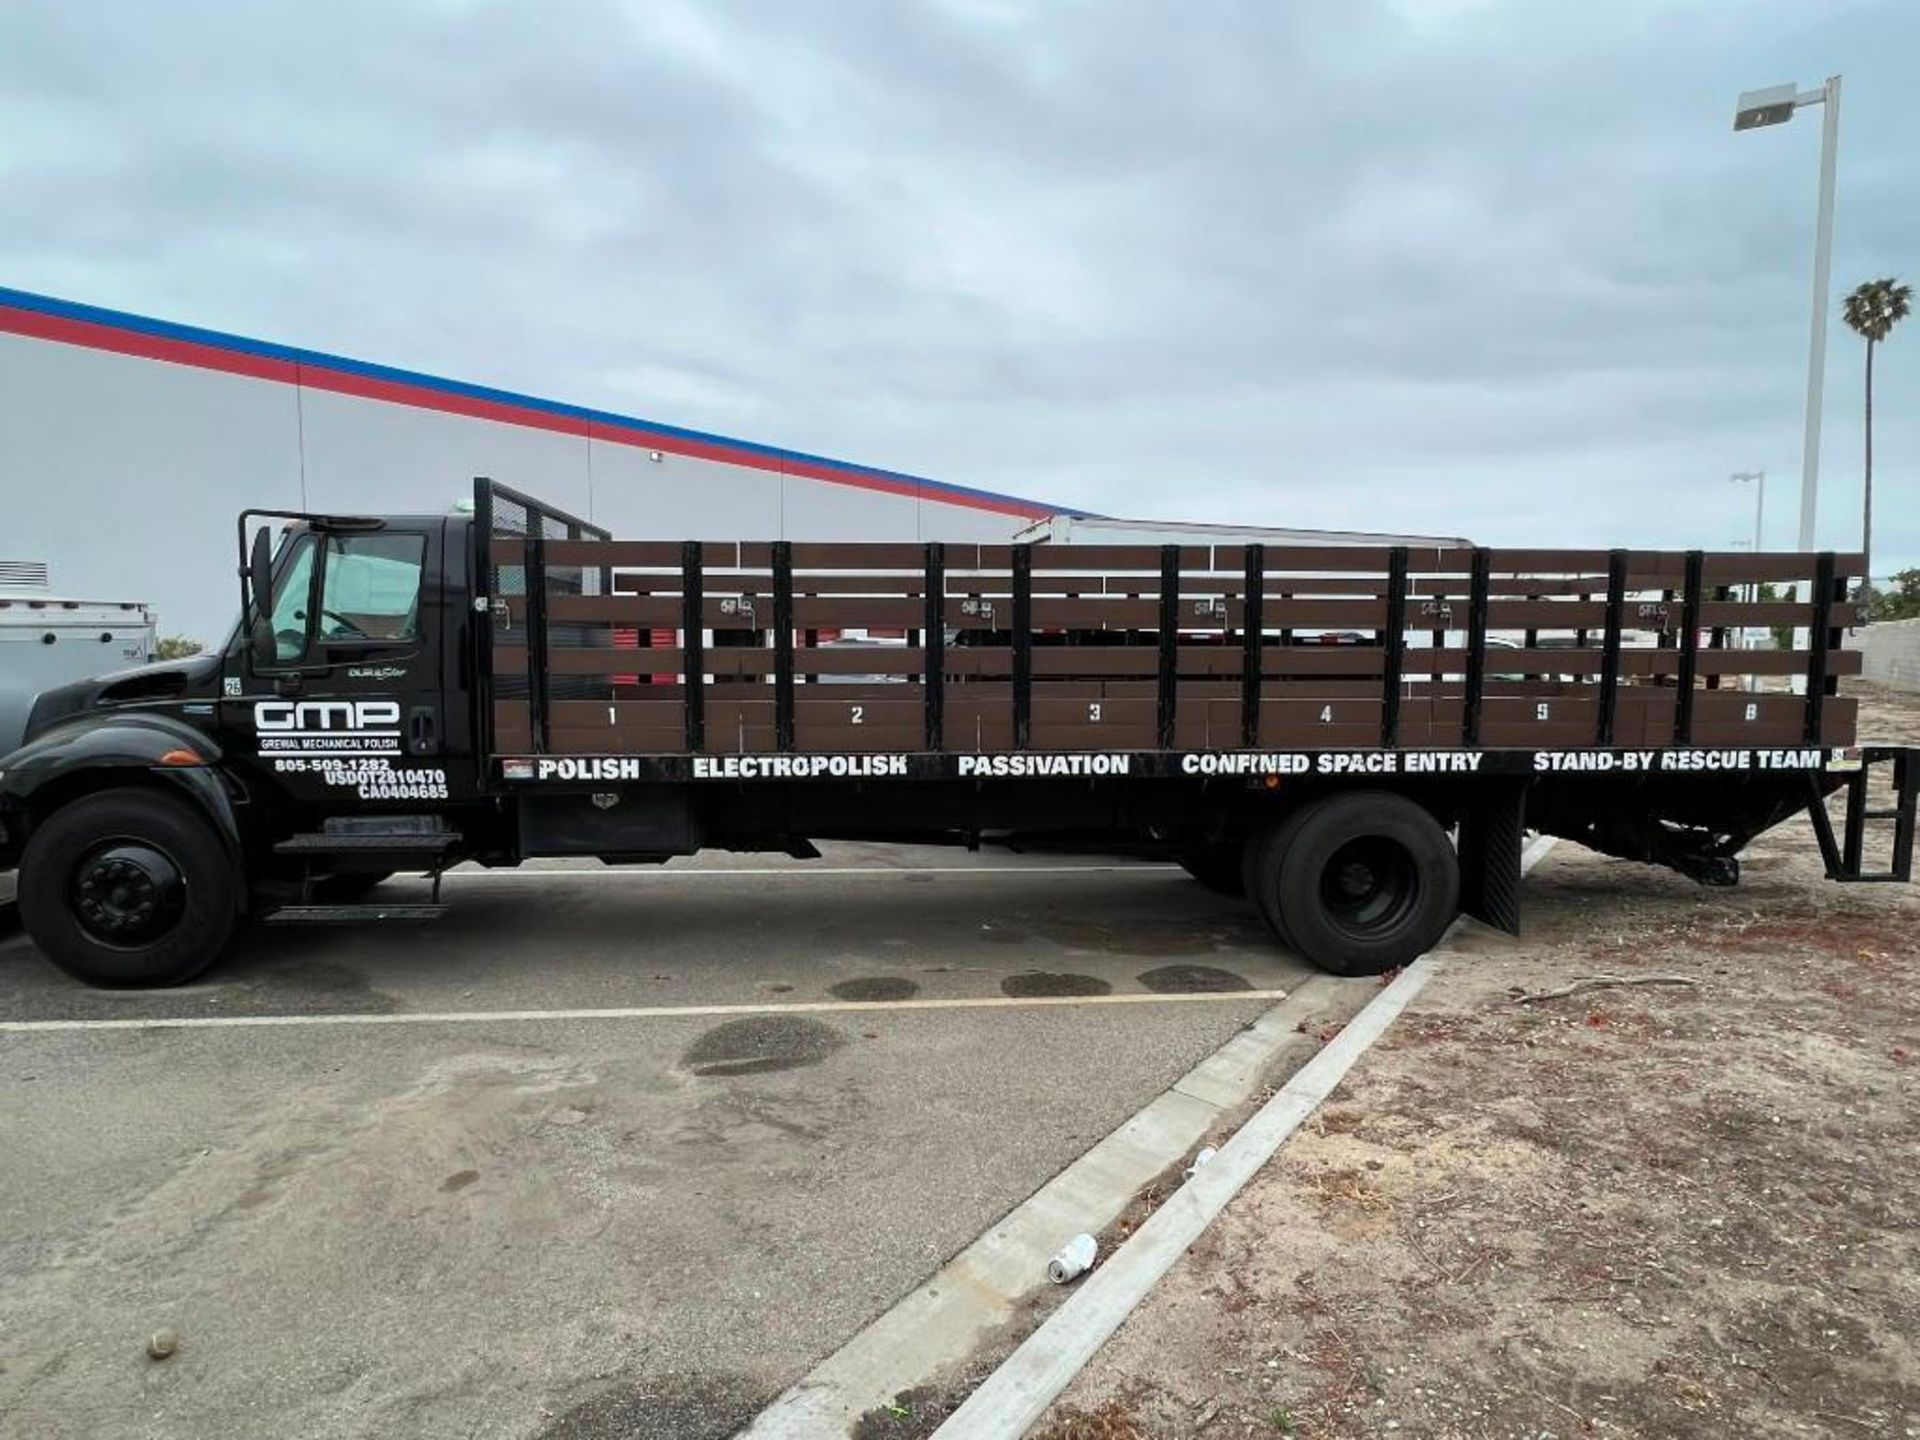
[0,306,297,386]
[0,302,1055,520]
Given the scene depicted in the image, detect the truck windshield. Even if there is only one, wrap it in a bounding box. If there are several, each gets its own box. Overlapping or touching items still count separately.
[264,530,425,661]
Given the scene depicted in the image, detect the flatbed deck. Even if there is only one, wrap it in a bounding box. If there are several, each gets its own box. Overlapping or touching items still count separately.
[479,481,1867,765]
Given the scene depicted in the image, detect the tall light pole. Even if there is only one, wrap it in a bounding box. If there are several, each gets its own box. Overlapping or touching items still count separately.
[1724,535,1758,669]
[1730,469,1765,557]
[1734,75,1841,553]
[1730,469,1766,664]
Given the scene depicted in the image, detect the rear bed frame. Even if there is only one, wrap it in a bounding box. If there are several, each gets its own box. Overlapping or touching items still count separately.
[472,478,1914,902]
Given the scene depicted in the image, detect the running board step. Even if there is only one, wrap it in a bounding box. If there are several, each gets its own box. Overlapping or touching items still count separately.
[274,833,461,856]
[265,903,448,925]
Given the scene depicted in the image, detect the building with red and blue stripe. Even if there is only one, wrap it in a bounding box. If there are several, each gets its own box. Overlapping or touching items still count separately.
[0,286,1072,641]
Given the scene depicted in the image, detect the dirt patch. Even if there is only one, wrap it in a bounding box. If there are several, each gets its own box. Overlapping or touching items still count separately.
[850,1312,1062,1440]
[851,1376,987,1440]
[1040,917,1246,957]
[830,976,921,1002]
[1034,1396,1153,1438]
[533,1371,761,1439]
[1040,682,1920,1438]
[1003,971,1114,998]
[1138,964,1254,994]
[682,1016,847,1078]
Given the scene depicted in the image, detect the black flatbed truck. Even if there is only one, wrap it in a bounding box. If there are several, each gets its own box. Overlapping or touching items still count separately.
[0,478,1912,988]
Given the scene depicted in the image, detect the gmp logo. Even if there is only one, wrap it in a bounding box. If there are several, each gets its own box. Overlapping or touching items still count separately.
[255,700,401,733]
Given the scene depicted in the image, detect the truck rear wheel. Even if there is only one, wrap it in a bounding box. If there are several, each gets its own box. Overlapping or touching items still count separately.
[18,788,239,988]
[1249,792,1458,976]
[1243,804,1317,950]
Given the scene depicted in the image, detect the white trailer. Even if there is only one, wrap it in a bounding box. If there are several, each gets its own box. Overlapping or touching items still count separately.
[0,561,155,756]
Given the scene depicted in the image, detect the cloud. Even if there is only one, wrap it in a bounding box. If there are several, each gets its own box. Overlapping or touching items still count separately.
[2,0,1917,571]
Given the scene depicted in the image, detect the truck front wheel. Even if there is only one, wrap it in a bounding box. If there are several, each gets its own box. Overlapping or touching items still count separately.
[1250,792,1458,976]
[19,789,239,987]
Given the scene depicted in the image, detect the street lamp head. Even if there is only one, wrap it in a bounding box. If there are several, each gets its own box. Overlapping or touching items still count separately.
[1734,83,1798,130]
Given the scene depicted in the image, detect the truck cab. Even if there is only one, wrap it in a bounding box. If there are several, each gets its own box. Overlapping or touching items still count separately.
[0,506,499,985]
[221,509,481,812]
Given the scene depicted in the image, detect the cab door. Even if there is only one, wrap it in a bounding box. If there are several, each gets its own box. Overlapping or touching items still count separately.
[229,520,455,807]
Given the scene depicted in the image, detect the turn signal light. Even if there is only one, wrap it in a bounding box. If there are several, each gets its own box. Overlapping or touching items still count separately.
[156,749,204,767]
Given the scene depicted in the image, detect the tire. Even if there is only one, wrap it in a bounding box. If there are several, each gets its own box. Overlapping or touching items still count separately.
[1265,791,1459,977]
[1242,804,1317,950]
[1174,842,1245,897]
[312,871,395,902]
[18,788,239,988]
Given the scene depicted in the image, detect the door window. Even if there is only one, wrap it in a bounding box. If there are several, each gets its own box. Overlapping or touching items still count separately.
[269,535,317,662]
[317,534,426,646]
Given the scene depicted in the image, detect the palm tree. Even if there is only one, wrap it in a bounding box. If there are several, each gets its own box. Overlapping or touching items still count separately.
[1842,276,1912,572]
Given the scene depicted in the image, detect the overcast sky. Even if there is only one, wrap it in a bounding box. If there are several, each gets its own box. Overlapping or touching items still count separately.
[4,0,1916,574]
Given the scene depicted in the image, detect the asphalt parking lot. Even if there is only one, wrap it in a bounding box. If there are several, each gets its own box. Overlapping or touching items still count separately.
[0,844,1315,1440]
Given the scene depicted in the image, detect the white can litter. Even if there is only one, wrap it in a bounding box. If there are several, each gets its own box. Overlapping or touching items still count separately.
[1046,1233,1097,1284]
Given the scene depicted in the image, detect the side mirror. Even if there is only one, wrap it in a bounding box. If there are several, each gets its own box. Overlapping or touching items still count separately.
[249,529,276,622]
[246,527,284,672]
[250,616,277,669]
[248,526,274,621]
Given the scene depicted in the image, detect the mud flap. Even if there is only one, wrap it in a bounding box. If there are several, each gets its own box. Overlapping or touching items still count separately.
[1458,778,1526,936]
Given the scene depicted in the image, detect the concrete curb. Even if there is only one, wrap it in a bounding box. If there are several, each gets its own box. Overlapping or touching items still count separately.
[930,835,1558,1440]
[737,974,1352,1439]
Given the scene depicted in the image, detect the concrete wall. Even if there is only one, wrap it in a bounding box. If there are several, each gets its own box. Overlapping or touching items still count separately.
[1854,617,1920,691]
